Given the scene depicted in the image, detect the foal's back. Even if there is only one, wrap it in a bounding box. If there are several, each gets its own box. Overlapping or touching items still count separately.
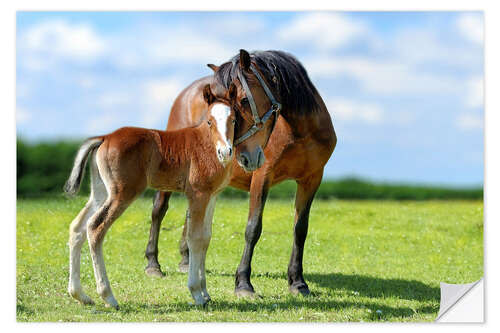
[97,125,225,195]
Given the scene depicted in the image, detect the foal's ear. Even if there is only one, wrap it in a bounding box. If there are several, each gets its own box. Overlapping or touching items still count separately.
[203,84,215,105]
[207,64,219,72]
[228,82,237,101]
[239,49,251,71]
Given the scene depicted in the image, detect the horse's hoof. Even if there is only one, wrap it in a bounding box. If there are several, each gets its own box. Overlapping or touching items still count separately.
[145,266,165,278]
[178,263,189,273]
[235,288,256,298]
[289,284,311,296]
[105,303,120,310]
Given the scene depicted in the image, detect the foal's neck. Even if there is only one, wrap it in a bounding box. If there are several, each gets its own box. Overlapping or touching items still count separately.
[159,123,218,164]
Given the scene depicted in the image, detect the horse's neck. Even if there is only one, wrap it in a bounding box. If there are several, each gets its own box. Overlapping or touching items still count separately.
[280,102,331,139]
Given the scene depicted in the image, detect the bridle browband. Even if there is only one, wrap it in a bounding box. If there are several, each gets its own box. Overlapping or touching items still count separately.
[233,64,281,146]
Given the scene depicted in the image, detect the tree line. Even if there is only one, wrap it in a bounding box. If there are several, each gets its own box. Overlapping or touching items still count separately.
[17,139,483,200]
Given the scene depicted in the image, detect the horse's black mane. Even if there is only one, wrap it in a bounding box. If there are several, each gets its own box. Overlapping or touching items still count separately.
[214,50,320,114]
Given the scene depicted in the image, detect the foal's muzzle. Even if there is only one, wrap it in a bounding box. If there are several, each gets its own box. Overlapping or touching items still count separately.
[217,145,233,164]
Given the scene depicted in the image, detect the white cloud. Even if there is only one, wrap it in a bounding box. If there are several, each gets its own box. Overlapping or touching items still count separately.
[392,28,481,68]
[456,112,483,131]
[95,92,133,109]
[87,78,185,132]
[110,25,234,70]
[306,56,460,95]
[326,98,383,125]
[16,106,31,124]
[465,76,484,108]
[277,13,368,50]
[456,13,483,45]
[19,20,106,63]
[141,79,185,127]
[86,111,123,133]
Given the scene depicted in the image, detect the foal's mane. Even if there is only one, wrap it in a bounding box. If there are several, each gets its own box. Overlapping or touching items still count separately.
[214,50,320,114]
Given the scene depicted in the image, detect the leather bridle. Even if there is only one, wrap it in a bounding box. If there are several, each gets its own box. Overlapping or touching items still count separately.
[233,64,281,146]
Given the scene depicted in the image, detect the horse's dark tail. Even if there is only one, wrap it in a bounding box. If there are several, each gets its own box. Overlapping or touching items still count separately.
[64,137,104,197]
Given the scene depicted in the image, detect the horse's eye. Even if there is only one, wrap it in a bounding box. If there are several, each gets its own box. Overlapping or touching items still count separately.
[240,98,249,106]
[231,119,236,125]
[207,120,212,126]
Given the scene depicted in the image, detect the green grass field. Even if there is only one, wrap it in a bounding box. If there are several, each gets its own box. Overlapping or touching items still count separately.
[16,196,483,322]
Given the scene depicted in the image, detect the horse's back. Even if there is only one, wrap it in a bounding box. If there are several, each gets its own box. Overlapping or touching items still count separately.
[167,76,212,131]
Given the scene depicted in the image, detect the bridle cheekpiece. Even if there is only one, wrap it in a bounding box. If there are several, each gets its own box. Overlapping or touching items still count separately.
[233,64,281,146]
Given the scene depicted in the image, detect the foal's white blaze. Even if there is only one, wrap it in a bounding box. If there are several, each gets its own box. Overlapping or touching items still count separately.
[211,103,233,163]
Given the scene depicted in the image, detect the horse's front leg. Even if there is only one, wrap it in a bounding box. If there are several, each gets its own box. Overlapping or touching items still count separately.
[186,193,213,306]
[234,172,271,297]
[145,191,171,277]
[288,169,323,296]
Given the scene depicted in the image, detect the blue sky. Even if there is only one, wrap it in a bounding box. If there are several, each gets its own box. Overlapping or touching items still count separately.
[16,11,484,185]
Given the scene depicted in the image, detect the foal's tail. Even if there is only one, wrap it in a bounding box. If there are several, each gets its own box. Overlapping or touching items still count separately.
[64,137,104,197]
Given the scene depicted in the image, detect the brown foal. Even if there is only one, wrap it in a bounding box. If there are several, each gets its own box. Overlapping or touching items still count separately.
[65,84,236,308]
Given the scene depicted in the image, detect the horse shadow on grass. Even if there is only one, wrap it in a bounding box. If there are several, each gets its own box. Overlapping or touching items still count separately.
[118,271,440,320]
[209,270,440,303]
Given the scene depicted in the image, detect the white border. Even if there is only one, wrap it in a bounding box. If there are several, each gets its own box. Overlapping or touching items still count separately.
[4,1,498,332]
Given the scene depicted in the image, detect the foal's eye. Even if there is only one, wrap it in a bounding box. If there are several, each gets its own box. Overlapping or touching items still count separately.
[231,119,236,125]
[240,98,249,106]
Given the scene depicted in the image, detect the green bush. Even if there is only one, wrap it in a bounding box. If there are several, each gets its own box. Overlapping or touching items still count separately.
[16,138,483,200]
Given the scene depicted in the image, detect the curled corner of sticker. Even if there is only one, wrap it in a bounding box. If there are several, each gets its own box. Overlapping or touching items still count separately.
[435,277,484,323]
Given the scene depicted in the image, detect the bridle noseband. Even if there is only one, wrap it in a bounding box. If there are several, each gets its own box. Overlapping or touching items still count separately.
[233,64,281,146]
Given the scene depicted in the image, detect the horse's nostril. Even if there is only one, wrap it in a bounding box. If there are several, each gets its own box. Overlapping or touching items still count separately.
[240,154,249,167]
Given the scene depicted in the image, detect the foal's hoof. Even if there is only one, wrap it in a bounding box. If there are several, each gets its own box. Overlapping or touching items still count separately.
[289,284,311,296]
[69,289,95,305]
[235,288,256,299]
[145,266,165,278]
[178,263,189,273]
[80,295,95,306]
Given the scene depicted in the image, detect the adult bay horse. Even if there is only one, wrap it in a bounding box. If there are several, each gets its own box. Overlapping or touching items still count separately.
[145,50,337,297]
[65,84,239,307]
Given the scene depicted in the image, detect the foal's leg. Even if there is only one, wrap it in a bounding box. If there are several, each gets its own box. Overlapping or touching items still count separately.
[287,170,323,296]
[68,155,107,305]
[68,199,95,305]
[87,196,132,309]
[145,191,172,277]
[234,173,271,297]
[199,196,216,302]
[178,214,190,273]
[186,193,212,306]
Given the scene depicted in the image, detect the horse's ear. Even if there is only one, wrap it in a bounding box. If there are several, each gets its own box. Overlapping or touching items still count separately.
[239,49,251,71]
[207,64,219,72]
[203,84,215,105]
[228,82,237,101]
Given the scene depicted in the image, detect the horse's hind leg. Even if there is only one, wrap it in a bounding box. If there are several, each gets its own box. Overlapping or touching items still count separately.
[145,191,172,277]
[287,169,323,296]
[68,153,107,305]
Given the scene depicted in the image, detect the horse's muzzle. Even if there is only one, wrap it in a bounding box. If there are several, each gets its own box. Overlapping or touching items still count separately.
[237,146,264,172]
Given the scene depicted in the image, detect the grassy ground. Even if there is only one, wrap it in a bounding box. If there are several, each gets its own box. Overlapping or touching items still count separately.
[16,196,483,322]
